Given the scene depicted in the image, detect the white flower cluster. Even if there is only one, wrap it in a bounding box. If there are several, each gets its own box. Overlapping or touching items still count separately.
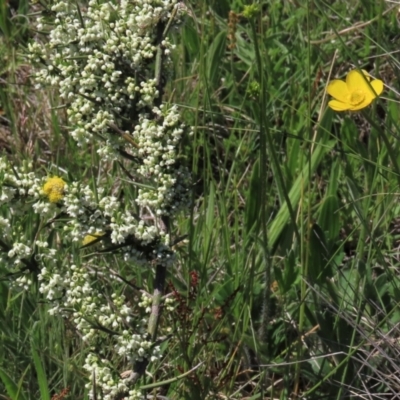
[84,354,143,400]
[29,0,190,217]
[0,216,10,236]
[0,156,173,266]
[134,105,192,215]
[138,292,153,313]
[15,0,192,397]
[0,158,45,274]
[0,156,168,398]
[40,264,150,356]
[0,158,43,206]
[8,242,31,266]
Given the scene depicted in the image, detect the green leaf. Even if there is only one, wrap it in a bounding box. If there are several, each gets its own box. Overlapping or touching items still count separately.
[207,31,227,86]
[31,344,50,400]
[0,368,28,400]
[318,194,340,243]
[308,223,333,283]
[268,108,335,250]
[274,250,299,294]
[244,159,260,234]
[327,160,340,197]
[182,23,200,57]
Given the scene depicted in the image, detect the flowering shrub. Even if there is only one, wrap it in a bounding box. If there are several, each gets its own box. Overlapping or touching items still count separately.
[0,0,191,399]
[29,0,190,217]
[0,156,169,390]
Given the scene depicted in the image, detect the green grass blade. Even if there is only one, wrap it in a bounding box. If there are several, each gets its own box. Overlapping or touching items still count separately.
[31,343,50,400]
[0,368,28,400]
[268,109,334,250]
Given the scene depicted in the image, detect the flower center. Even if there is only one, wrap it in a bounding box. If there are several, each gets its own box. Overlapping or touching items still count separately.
[348,89,365,105]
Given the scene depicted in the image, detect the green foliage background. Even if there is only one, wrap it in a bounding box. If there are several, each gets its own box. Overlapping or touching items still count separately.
[1,0,400,399]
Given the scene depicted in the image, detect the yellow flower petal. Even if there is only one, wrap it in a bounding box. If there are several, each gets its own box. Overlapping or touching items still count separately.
[328,99,351,111]
[327,80,350,102]
[368,79,384,97]
[346,70,371,93]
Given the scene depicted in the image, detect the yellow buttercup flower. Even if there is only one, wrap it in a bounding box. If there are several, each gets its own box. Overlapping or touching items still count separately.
[327,69,383,111]
[42,176,66,203]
